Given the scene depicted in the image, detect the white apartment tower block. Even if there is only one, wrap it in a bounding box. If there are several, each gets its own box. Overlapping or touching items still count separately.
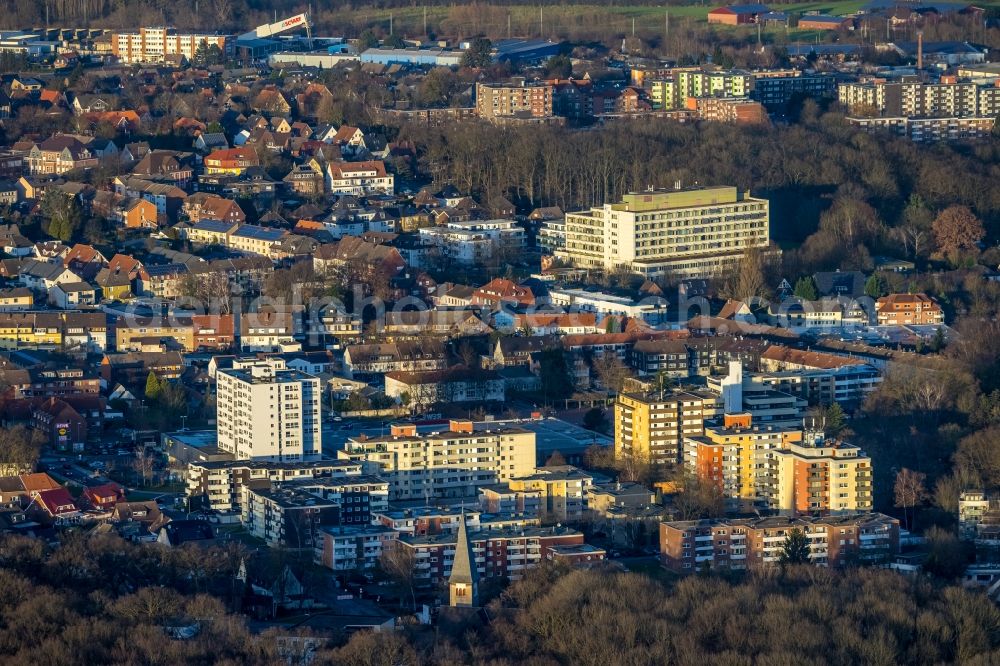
[216,358,321,461]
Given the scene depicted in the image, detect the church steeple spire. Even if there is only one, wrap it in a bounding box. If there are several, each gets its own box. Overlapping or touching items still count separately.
[448,511,479,607]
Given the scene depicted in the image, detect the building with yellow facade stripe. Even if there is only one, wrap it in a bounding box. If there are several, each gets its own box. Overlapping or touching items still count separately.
[0,312,63,350]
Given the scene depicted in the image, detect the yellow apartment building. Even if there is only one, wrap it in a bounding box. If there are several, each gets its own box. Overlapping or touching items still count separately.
[615,389,718,466]
[508,466,594,522]
[0,313,63,349]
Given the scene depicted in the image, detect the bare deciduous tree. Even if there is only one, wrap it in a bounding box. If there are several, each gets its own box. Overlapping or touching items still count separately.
[132,448,156,488]
[894,468,927,531]
[592,353,635,394]
[380,542,418,612]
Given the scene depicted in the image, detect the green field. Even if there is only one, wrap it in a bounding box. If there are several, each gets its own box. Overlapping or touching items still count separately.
[321,0,1000,40]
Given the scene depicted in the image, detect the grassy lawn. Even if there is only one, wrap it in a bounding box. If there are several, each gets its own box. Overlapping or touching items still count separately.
[337,0,1000,35]
[622,558,680,585]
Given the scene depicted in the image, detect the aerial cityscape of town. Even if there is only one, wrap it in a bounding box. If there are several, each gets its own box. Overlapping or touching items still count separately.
[0,0,998,662]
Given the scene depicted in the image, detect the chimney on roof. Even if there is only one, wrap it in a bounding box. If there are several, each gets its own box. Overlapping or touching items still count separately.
[917,30,923,70]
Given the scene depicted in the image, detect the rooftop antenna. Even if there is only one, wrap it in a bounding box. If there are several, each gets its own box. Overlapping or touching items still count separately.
[390,11,394,36]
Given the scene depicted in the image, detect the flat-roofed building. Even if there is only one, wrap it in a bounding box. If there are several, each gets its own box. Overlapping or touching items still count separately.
[111,27,231,64]
[391,525,598,586]
[660,512,899,572]
[758,431,873,514]
[241,485,340,548]
[556,186,771,279]
[615,389,719,466]
[475,81,554,120]
[185,458,364,512]
[337,420,536,501]
[318,524,400,571]
[215,358,322,462]
[507,465,595,522]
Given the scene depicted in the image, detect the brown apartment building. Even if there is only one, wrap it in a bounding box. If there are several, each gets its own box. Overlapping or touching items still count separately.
[394,526,604,587]
[660,513,900,572]
[688,97,769,124]
[875,293,944,326]
[476,82,554,121]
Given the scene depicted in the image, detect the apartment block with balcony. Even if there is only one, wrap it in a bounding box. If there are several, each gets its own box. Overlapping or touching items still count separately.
[555,186,771,279]
[289,475,390,526]
[647,69,752,110]
[215,358,322,461]
[660,513,900,572]
[840,76,1000,140]
[393,525,599,586]
[318,524,400,571]
[337,421,537,501]
[186,458,365,512]
[375,506,540,535]
[418,219,526,266]
[111,27,231,64]
[749,70,837,112]
[615,389,719,466]
[756,431,874,515]
[325,160,395,195]
[958,490,1000,540]
[875,292,944,326]
[506,466,595,522]
[684,414,802,509]
[475,81,554,120]
[241,485,340,549]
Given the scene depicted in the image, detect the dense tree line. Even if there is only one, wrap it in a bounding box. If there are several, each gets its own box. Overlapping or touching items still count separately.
[398,114,1000,270]
[326,563,1000,665]
[3,532,998,665]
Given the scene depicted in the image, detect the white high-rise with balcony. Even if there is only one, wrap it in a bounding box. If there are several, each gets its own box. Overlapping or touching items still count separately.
[216,358,321,461]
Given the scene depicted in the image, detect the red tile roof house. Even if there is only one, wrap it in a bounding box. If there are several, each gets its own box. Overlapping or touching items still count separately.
[83,482,127,511]
[31,487,80,525]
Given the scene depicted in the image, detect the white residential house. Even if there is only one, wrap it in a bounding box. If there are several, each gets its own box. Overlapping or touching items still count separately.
[19,260,80,291]
[325,161,394,196]
[49,282,98,309]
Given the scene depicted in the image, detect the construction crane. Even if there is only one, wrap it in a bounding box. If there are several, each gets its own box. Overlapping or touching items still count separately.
[238,11,313,47]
